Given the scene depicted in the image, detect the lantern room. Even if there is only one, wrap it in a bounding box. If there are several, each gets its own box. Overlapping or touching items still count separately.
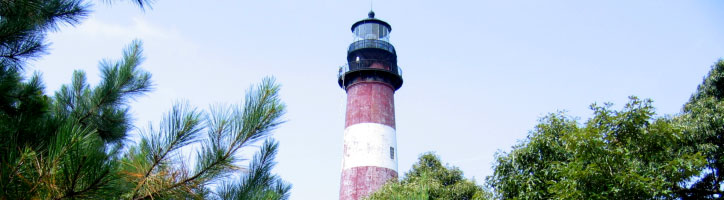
[351,11,391,42]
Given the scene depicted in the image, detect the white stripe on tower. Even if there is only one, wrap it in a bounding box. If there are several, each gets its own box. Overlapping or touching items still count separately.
[342,123,397,170]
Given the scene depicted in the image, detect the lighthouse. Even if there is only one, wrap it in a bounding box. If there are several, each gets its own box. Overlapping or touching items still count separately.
[338,11,403,200]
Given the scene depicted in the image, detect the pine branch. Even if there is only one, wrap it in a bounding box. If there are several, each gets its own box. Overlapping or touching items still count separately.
[65,40,152,143]
[5,147,31,193]
[67,155,87,197]
[0,0,90,70]
[44,124,102,199]
[102,0,155,10]
[56,169,111,200]
[217,140,290,200]
[130,77,286,200]
[132,106,277,199]
[130,103,202,199]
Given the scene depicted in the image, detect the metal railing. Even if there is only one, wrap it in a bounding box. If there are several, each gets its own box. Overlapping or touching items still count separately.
[338,64,348,78]
[337,63,402,80]
[348,39,396,54]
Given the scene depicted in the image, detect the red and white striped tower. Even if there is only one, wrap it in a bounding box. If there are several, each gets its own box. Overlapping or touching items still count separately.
[337,11,403,200]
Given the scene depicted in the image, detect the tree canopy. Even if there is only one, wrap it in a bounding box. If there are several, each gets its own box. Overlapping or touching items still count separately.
[487,60,724,199]
[677,60,724,198]
[487,98,706,199]
[366,153,490,200]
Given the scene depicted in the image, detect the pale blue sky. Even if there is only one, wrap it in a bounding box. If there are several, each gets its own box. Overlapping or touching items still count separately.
[31,1,724,199]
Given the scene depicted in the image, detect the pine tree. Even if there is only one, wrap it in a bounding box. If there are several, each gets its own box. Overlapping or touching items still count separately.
[120,77,289,200]
[1,1,291,199]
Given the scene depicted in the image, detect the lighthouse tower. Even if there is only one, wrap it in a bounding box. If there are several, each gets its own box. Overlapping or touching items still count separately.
[338,11,403,200]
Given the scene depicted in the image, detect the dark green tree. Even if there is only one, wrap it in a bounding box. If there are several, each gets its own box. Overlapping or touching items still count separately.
[367,153,491,200]
[677,60,724,199]
[487,97,706,199]
[0,0,151,70]
[0,1,151,197]
[1,0,87,69]
[485,112,575,200]
[0,0,291,199]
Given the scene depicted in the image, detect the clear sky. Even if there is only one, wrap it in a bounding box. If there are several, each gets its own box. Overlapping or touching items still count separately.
[31,0,724,199]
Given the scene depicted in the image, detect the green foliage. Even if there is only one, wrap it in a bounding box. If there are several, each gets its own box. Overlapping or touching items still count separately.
[487,97,708,199]
[54,40,152,144]
[1,41,290,199]
[486,112,575,200]
[0,3,90,194]
[218,140,291,200]
[0,0,151,70]
[367,153,491,200]
[121,77,289,200]
[676,60,724,198]
[1,40,150,200]
[0,69,53,153]
[0,1,291,199]
[0,0,89,70]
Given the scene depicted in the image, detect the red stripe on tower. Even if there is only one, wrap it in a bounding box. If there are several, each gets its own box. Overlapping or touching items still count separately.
[345,82,395,128]
[337,11,403,200]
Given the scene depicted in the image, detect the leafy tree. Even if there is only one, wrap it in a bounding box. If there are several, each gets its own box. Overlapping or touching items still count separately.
[677,60,724,199]
[1,0,291,199]
[485,112,574,200]
[367,153,491,200]
[487,97,706,199]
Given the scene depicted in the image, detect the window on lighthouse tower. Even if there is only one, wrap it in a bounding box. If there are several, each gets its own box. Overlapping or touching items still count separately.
[390,147,395,159]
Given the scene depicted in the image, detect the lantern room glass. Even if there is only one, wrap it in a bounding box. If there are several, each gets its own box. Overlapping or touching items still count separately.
[352,22,390,42]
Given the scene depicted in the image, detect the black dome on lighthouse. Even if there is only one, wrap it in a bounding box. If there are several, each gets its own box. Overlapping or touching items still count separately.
[350,11,391,32]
